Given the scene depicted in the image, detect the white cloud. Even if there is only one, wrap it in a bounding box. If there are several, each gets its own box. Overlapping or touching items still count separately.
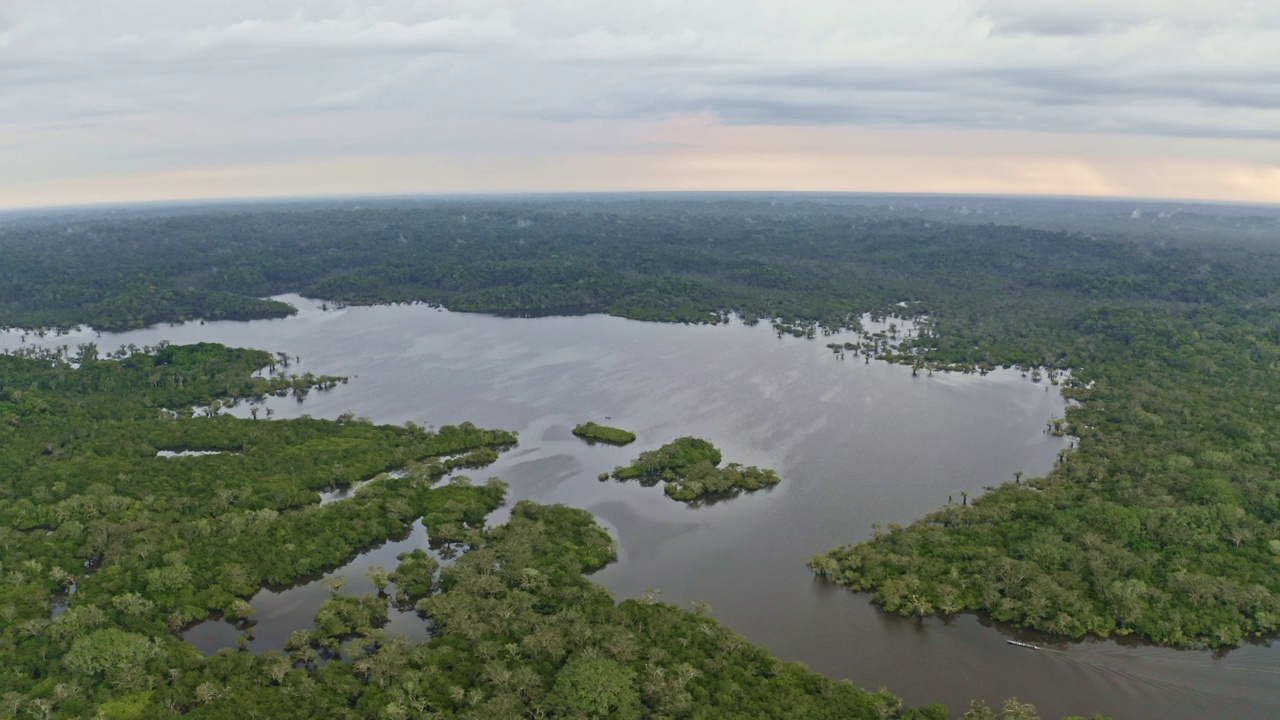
[2,1,1278,205]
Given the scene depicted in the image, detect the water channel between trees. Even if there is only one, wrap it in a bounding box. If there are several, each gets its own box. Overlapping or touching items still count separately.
[6,295,1275,720]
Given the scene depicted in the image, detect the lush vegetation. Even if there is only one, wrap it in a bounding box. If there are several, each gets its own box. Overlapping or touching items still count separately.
[812,303,1280,647]
[389,549,440,603]
[6,197,1280,646]
[10,195,1274,334]
[0,344,1087,718]
[2,192,1279,711]
[611,437,722,479]
[608,437,782,502]
[167,498,1078,720]
[571,422,636,446]
[0,343,514,715]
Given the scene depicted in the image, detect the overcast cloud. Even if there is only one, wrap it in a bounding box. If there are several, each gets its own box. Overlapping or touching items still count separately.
[2,1,1278,207]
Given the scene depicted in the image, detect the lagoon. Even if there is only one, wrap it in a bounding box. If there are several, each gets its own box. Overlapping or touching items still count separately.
[7,295,1274,719]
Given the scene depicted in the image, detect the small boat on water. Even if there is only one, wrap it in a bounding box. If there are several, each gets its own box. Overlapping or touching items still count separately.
[1007,640,1040,650]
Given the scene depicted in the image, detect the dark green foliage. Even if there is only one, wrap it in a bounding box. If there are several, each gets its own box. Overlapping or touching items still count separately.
[663,462,782,502]
[63,628,163,679]
[549,657,641,719]
[402,500,936,719]
[390,549,439,601]
[572,421,637,445]
[6,197,1265,334]
[611,437,781,502]
[613,437,722,480]
[311,595,388,647]
[814,305,1280,647]
[0,344,514,713]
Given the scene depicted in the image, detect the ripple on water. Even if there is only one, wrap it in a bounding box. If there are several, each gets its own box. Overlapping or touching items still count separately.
[10,297,1275,720]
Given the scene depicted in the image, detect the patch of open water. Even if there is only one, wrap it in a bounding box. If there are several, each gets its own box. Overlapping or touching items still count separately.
[6,296,1275,719]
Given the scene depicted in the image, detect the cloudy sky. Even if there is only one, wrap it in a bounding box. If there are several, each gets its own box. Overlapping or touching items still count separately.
[2,1,1278,208]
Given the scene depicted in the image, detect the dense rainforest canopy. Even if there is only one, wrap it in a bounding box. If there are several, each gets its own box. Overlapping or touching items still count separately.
[4,193,1278,716]
[571,422,636,446]
[608,437,782,502]
[3,195,1275,342]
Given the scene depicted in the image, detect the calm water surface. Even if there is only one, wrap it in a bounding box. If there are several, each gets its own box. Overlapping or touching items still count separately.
[8,296,1275,719]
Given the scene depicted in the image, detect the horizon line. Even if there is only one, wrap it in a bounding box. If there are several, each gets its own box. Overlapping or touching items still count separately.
[4,188,1279,217]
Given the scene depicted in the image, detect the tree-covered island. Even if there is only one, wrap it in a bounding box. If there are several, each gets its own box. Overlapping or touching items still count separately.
[608,437,782,502]
[572,421,637,445]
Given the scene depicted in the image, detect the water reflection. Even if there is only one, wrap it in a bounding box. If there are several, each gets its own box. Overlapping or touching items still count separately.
[181,518,459,654]
[156,450,228,458]
[317,469,408,505]
[7,297,1276,720]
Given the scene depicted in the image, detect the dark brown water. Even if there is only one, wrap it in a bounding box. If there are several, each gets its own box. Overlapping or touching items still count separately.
[8,296,1275,719]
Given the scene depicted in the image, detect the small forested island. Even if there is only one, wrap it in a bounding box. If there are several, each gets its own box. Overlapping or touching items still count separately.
[572,421,637,445]
[608,437,782,502]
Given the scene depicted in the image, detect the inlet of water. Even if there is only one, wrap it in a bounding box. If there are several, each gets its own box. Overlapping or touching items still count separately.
[7,296,1275,719]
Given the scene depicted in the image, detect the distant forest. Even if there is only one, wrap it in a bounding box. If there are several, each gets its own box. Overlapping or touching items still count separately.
[3,196,1278,348]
